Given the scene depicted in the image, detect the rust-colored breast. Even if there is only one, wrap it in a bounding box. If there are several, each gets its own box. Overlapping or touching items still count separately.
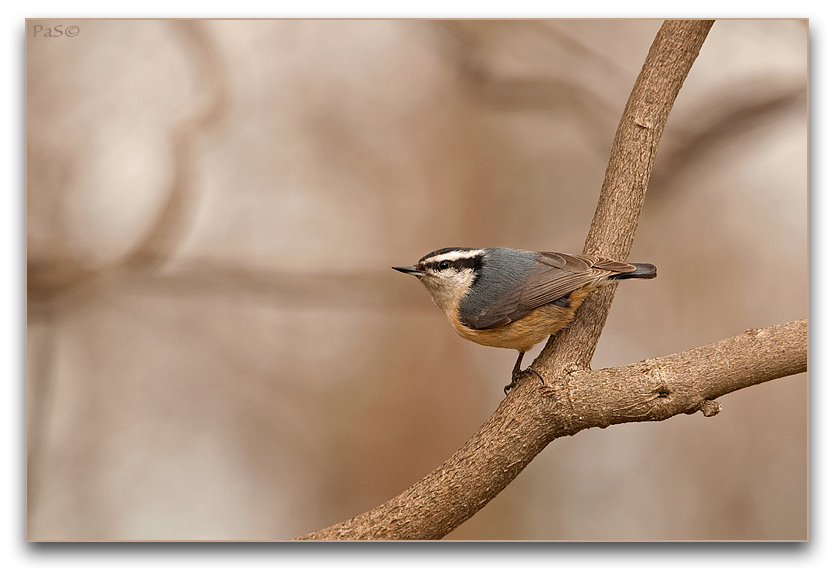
[447,286,592,352]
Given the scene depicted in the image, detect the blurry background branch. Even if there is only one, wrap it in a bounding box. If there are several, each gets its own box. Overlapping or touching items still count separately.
[27,20,226,306]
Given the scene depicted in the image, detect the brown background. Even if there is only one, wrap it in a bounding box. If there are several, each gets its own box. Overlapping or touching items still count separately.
[26,19,808,540]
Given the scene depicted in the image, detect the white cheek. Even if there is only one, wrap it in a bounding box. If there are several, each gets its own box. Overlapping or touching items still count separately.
[419,275,458,312]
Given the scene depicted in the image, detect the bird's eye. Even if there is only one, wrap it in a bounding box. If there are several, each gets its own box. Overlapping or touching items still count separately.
[437,261,450,271]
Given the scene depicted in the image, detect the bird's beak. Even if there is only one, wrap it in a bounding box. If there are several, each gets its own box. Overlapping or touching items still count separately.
[392,265,423,277]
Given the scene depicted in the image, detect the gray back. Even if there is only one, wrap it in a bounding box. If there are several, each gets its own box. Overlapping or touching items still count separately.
[458,247,538,329]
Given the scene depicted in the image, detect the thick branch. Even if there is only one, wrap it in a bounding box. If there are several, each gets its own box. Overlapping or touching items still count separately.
[544,319,808,433]
[538,20,714,372]
[297,319,807,540]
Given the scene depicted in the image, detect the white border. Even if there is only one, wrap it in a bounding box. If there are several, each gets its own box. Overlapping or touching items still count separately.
[7,3,828,579]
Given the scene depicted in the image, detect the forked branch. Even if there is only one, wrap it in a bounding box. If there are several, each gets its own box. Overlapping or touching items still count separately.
[297,318,806,540]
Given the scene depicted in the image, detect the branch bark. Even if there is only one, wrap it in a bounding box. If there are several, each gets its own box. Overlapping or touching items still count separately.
[538,19,715,373]
[295,20,807,541]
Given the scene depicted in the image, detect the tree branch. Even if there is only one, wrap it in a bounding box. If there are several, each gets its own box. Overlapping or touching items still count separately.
[295,20,807,541]
[538,19,715,373]
[297,319,806,540]
[541,319,808,432]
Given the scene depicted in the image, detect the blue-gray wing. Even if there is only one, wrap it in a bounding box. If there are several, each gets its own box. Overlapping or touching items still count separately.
[460,252,635,330]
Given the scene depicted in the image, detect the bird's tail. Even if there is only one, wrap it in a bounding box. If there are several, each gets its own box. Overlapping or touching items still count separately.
[613,262,657,280]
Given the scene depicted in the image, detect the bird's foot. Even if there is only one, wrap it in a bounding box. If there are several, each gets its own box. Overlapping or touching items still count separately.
[504,367,544,395]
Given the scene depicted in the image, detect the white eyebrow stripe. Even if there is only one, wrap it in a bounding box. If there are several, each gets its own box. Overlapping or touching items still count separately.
[421,249,483,264]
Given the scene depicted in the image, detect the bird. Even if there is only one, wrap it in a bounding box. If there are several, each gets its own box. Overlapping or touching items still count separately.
[393,246,656,391]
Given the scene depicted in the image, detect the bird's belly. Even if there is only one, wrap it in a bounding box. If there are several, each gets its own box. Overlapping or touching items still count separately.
[452,302,578,352]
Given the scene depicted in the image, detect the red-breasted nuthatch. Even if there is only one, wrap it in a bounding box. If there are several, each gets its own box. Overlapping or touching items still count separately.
[394,247,656,390]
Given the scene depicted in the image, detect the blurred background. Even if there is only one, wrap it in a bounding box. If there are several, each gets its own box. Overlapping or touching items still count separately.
[25,19,807,541]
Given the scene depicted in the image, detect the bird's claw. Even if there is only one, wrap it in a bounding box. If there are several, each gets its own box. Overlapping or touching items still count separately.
[504,367,544,395]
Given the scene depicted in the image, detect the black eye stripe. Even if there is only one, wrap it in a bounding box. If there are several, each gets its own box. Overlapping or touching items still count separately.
[423,255,482,272]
